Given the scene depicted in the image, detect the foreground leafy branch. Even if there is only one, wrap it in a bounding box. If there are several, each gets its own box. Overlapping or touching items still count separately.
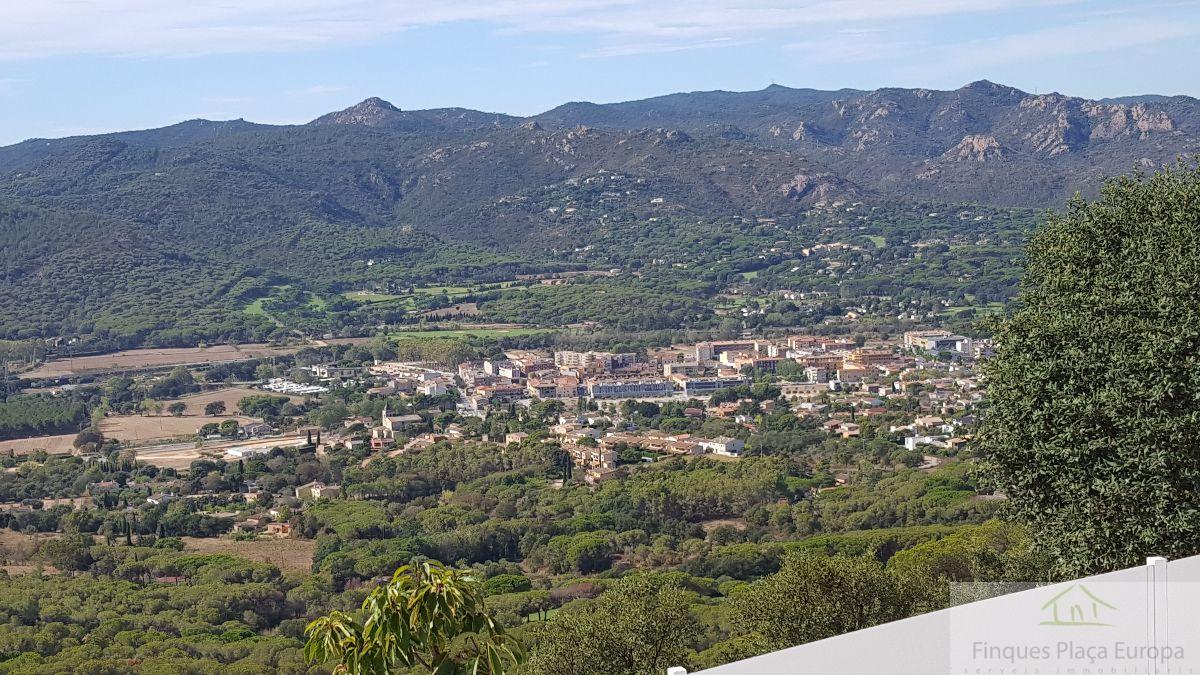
[306,560,525,674]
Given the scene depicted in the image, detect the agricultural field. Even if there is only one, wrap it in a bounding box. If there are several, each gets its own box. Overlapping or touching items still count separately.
[134,435,309,470]
[420,302,481,318]
[0,433,76,456]
[180,536,316,573]
[99,413,259,444]
[166,387,306,416]
[24,343,302,378]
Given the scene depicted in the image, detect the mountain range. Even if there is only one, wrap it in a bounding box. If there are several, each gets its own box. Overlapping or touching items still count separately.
[0,80,1196,346]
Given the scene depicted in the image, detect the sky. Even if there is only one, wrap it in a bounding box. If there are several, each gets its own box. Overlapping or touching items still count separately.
[2,0,1200,146]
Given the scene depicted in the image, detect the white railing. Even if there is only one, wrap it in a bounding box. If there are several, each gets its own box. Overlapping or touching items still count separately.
[672,554,1198,675]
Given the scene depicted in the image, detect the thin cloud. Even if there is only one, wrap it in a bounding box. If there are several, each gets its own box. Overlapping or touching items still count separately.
[294,84,347,95]
[200,95,253,104]
[0,0,1074,61]
[784,32,921,64]
[584,37,748,59]
[785,16,1200,71]
[909,18,1200,75]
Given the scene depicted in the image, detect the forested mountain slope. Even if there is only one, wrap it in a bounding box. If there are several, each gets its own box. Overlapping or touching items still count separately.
[0,80,1194,345]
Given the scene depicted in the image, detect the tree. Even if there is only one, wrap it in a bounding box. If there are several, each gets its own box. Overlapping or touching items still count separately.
[979,165,1200,576]
[73,427,104,452]
[219,419,240,437]
[305,560,524,675]
[482,574,531,596]
[41,531,93,573]
[526,575,698,675]
[310,402,350,430]
[204,401,227,417]
[167,402,186,416]
[728,554,931,654]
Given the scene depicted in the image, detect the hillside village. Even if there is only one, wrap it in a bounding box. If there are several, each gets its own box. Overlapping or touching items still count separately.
[195,328,987,496]
[0,327,988,537]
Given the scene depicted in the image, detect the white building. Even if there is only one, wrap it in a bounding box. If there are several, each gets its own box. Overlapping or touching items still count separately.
[698,437,745,456]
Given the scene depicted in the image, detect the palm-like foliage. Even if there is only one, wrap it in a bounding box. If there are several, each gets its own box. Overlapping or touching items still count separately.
[305,561,525,674]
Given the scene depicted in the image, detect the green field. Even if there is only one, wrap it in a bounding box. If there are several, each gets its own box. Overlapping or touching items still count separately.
[342,291,404,304]
[244,285,326,316]
[242,297,269,316]
[411,285,472,296]
[388,327,553,340]
[942,302,1005,317]
[344,285,476,307]
[865,235,886,248]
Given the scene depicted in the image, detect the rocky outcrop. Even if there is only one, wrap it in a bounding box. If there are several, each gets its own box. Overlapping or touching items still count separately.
[311,97,402,126]
[1131,104,1174,135]
[1086,103,1175,140]
[652,129,693,145]
[778,172,847,202]
[944,135,1003,162]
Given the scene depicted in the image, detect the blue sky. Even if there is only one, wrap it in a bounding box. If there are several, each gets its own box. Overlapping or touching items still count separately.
[2,0,1199,146]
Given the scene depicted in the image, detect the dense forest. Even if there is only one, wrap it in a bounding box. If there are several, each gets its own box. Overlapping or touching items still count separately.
[0,398,87,441]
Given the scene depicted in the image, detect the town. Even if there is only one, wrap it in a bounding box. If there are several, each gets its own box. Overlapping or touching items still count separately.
[164,329,966,491]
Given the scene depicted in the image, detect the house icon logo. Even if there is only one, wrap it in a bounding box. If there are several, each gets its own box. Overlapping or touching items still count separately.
[1039,584,1117,627]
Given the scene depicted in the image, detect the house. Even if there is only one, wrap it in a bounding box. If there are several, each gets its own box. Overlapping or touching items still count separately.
[584,466,627,484]
[527,375,582,400]
[310,364,364,380]
[233,518,263,534]
[418,380,449,397]
[295,481,341,500]
[226,445,273,459]
[698,436,746,456]
[372,407,425,448]
[240,422,274,438]
[87,480,120,496]
[780,382,830,401]
[146,493,177,506]
[265,522,292,537]
[505,432,529,445]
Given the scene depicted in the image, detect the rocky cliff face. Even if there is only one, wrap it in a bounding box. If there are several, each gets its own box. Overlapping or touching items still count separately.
[945,135,1004,162]
[525,80,1199,206]
[3,81,1197,219]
